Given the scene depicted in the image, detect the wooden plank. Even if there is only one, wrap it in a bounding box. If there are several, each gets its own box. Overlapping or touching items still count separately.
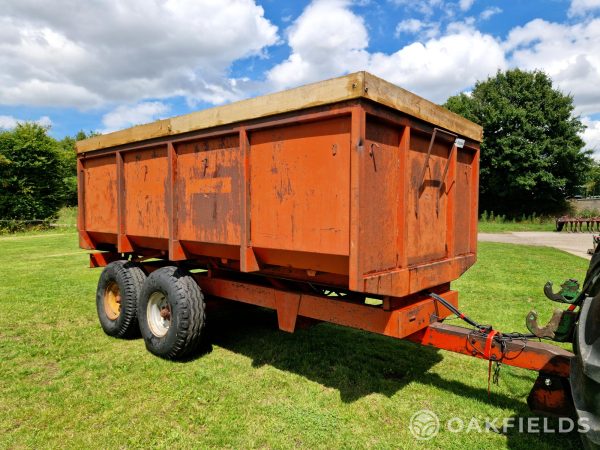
[362,72,482,142]
[80,119,172,154]
[76,72,365,153]
[170,75,363,136]
[76,71,482,154]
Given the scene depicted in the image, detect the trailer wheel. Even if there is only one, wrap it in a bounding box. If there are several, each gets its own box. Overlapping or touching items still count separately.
[138,266,206,360]
[96,260,146,338]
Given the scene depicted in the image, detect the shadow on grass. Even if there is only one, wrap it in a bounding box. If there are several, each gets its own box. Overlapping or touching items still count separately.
[205,302,581,449]
[209,304,514,405]
[207,303,434,401]
[208,304,580,449]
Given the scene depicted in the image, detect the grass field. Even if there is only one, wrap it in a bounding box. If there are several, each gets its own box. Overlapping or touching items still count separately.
[0,230,590,449]
[478,221,557,233]
[477,211,557,233]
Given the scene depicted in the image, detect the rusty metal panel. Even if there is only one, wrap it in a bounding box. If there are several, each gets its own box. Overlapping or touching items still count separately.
[362,117,402,273]
[78,96,481,299]
[249,116,351,255]
[454,149,476,255]
[406,130,451,265]
[197,274,458,338]
[175,135,241,245]
[123,146,169,238]
[82,155,117,233]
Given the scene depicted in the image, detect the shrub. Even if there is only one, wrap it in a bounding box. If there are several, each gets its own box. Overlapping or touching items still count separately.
[0,123,65,226]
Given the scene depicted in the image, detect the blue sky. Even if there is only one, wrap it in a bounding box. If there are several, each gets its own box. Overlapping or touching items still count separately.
[1,0,599,152]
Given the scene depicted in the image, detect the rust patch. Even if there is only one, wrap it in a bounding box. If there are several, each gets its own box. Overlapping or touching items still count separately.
[187,177,232,195]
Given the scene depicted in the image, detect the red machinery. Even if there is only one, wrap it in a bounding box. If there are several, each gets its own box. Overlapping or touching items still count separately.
[556,216,600,232]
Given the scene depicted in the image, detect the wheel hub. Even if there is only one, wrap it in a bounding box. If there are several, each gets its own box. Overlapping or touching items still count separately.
[103,281,121,320]
[160,306,171,320]
[147,291,171,337]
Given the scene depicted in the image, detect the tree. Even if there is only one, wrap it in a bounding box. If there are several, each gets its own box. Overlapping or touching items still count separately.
[444,69,591,217]
[585,161,600,197]
[0,123,66,222]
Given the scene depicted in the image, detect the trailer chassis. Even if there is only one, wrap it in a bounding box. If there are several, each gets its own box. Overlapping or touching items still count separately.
[91,251,574,418]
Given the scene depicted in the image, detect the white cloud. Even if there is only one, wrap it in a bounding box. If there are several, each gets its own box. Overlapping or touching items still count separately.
[2,0,599,137]
[389,0,446,17]
[395,19,440,38]
[569,0,600,16]
[369,28,506,103]
[267,0,369,91]
[505,18,600,115]
[459,0,475,12]
[0,0,278,109]
[268,0,505,103]
[100,102,170,133]
[36,116,52,128]
[263,1,600,118]
[447,17,476,32]
[0,115,52,129]
[480,7,502,20]
[395,19,424,35]
[582,117,600,156]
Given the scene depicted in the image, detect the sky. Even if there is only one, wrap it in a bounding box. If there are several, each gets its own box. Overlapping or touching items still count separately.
[1,0,599,154]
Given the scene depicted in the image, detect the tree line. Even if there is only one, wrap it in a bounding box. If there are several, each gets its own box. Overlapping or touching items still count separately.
[444,68,592,217]
[0,124,96,229]
[0,69,596,230]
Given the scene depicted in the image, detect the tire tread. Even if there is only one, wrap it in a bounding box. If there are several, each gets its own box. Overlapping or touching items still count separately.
[138,266,206,360]
[96,260,146,338]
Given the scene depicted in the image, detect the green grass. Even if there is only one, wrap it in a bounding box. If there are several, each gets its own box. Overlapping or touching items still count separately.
[0,206,78,235]
[53,206,78,228]
[478,220,557,233]
[0,232,590,449]
[478,211,557,233]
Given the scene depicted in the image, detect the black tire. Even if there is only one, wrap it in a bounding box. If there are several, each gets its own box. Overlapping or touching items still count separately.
[138,266,206,360]
[96,260,146,338]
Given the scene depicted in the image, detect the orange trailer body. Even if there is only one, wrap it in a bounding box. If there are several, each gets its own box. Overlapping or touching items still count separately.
[77,72,481,300]
[79,73,583,421]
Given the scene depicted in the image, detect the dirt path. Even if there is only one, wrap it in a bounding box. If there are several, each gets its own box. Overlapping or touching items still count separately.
[479,231,594,260]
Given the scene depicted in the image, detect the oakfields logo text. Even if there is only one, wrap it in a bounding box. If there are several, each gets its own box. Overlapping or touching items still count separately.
[409,409,590,441]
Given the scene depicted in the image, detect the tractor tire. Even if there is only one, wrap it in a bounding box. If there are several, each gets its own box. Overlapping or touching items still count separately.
[138,266,206,360]
[571,294,600,449]
[96,260,146,338]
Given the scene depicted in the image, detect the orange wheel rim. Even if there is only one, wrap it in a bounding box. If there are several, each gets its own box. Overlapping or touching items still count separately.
[104,281,121,320]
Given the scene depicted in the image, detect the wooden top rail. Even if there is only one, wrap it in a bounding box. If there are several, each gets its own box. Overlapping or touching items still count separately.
[76,71,483,154]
